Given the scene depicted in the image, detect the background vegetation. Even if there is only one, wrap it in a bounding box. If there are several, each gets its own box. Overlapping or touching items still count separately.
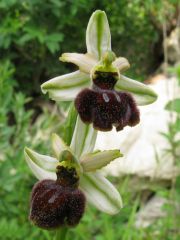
[0,0,180,239]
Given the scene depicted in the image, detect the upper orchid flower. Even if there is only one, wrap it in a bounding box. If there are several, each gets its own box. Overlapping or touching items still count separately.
[41,10,157,106]
[24,117,123,229]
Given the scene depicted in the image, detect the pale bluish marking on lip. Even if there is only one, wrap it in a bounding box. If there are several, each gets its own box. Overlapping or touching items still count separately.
[124,105,131,122]
[114,92,121,102]
[48,191,60,204]
[103,93,109,102]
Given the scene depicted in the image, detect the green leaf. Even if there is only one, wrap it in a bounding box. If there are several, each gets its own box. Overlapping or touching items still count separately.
[174,118,180,131]
[165,99,180,113]
[18,33,34,45]
[22,26,46,44]
[46,33,64,42]
[46,41,59,54]
[45,33,64,53]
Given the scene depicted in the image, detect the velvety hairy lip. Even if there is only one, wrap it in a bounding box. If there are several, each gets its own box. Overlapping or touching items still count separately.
[75,87,140,132]
[30,179,86,230]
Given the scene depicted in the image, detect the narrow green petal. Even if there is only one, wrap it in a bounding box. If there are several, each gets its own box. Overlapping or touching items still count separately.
[70,116,97,159]
[60,53,97,73]
[80,150,123,172]
[41,71,90,101]
[80,172,123,215]
[116,75,158,105]
[86,10,111,60]
[24,148,56,180]
[113,57,130,72]
[51,133,70,159]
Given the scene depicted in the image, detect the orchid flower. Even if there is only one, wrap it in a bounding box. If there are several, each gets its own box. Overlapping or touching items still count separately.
[41,10,157,106]
[24,117,123,217]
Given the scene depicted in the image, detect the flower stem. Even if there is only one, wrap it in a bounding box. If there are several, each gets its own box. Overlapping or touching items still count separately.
[55,227,68,240]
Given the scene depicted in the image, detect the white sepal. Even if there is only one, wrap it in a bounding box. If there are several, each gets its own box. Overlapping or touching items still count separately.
[80,172,123,215]
[60,53,97,73]
[24,147,57,171]
[48,87,87,101]
[116,74,158,105]
[24,148,56,180]
[86,10,111,60]
[80,149,122,172]
[41,71,90,101]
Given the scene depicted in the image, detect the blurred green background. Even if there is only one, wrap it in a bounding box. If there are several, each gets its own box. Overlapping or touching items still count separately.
[0,0,180,239]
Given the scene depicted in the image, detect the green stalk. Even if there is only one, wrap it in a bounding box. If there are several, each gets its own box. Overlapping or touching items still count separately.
[54,227,68,240]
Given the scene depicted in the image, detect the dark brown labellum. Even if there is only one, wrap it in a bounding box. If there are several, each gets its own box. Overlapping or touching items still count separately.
[75,88,140,132]
[30,179,86,230]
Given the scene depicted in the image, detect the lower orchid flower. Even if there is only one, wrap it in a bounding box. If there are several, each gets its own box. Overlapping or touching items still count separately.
[24,117,123,230]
